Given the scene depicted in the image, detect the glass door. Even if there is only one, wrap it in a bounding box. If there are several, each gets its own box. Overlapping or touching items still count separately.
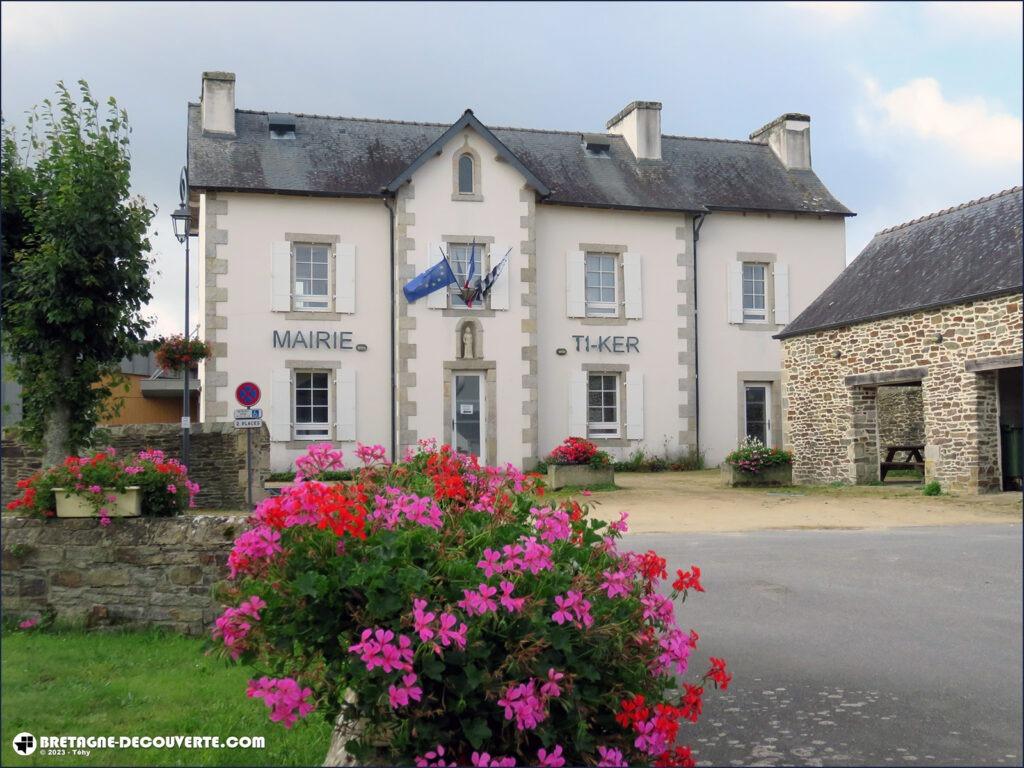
[453,373,484,458]
[744,384,771,446]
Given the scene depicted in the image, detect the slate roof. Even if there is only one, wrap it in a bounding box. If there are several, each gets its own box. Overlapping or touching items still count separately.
[777,187,1024,340]
[186,104,852,216]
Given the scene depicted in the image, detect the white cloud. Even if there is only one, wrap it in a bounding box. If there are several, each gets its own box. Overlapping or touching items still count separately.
[783,2,871,23]
[922,1,1023,37]
[859,76,1022,167]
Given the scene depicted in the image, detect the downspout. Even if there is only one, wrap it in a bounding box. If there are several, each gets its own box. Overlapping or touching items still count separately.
[384,195,397,462]
[692,212,707,454]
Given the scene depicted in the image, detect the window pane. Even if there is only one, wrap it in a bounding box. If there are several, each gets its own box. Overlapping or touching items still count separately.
[312,373,329,388]
[296,406,311,423]
[296,262,311,279]
[458,155,474,194]
[311,262,328,279]
[314,406,329,423]
[311,246,329,263]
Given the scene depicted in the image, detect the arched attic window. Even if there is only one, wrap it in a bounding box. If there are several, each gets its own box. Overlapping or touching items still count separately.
[458,153,474,194]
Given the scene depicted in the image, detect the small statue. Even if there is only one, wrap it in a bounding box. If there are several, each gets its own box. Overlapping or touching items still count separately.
[460,324,475,359]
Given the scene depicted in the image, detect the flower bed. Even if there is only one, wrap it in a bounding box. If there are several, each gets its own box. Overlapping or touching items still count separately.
[6,448,199,524]
[215,440,729,767]
[722,438,793,487]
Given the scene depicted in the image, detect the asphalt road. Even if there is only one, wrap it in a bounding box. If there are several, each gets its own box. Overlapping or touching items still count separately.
[624,524,1023,767]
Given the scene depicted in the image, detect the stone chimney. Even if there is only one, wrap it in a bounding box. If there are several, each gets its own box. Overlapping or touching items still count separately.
[606,101,662,160]
[201,71,236,136]
[749,113,811,170]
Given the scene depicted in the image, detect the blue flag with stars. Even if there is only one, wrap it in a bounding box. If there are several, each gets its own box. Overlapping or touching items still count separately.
[403,254,458,303]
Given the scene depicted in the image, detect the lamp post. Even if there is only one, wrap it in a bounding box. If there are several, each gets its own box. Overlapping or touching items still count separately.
[170,167,192,470]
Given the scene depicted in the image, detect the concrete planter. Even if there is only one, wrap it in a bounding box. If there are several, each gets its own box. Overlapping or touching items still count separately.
[51,486,142,518]
[546,464,614,490]
[720,463,793,487]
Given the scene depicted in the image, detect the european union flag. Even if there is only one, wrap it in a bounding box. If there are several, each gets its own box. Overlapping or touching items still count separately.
[403,254,458,303]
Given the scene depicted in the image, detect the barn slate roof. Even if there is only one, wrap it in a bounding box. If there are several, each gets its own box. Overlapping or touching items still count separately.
[186,104,852,216]
[777,187,1023,340]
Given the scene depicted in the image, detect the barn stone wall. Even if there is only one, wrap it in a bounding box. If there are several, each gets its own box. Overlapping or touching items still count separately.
[781,294,1022,492]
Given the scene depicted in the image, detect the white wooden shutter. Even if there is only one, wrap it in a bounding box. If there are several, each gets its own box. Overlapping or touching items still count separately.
[623,252,643,319]
[568,370,588,438]
[336,243,356,314]
[773,263,790,325]
[727,262,744,324]
[426,241,449,309]
[270,368,292,441]
[335,368,357,441]
[490,245,511,310]
[271,242,292,312]
[566,251,586,318]
[625,371,644,440]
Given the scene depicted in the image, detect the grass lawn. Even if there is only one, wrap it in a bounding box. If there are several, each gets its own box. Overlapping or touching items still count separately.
[1,630,331,766]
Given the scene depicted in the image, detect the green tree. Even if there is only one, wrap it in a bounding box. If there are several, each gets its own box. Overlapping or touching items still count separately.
[1,80,154,465]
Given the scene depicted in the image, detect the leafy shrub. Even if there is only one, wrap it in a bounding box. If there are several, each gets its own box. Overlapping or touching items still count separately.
[724,437,792,475]
[215,441,729,767]
[647,457,669,473]
[546,436,611,469]
[921,480,942,496]
[532,459,549,475]
[5,448,199,522]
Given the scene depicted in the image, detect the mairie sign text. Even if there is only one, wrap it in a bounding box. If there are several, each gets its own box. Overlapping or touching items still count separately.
[572,335,639,353]
[273,330,356,350]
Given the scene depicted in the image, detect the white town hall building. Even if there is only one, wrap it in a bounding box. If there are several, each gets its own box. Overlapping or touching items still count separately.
[187,71,852,471]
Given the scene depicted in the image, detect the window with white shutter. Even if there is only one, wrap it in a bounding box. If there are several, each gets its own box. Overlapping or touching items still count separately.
[566,251,586,318]
[584,253,617,317]
[336,368,357,441]
[726,262,744,324]
[587,373,620,438]
[336,243,356,314]
[568,370,588,437]
[270,368,292,441]
[427,242,449,309]
[292,244,331,311]
[773,263,790,325]
[623,253,643,319]
[293,370,331,439]
[489,245,512,310]
[625,370,644,439]
[271,242,292,312]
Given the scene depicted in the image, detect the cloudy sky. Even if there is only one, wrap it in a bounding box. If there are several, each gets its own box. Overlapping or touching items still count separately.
[2,1,1021,336]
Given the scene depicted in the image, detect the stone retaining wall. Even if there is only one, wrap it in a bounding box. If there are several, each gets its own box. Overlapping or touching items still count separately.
[781,294,1022,492]
[1,514,239,634]
[1,422,269,510]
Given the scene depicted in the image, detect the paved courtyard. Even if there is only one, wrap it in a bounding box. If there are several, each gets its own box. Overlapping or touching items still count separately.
[625,524,1023,766]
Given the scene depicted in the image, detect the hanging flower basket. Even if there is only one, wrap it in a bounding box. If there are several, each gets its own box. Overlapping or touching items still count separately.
[155,335,212,372]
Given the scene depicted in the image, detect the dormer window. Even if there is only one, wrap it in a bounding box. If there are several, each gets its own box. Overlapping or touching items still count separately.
[582,134,611,158]
[458,154,474,194]
[269,113,296,140]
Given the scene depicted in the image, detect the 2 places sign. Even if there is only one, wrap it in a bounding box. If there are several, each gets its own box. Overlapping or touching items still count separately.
[234,407,263,429]
[235,382,263,429]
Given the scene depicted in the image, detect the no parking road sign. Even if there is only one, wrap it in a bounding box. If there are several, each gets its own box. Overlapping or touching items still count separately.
[236,381,261,407]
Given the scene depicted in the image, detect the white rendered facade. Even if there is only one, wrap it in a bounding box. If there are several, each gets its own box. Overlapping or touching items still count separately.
[191,75,848,471]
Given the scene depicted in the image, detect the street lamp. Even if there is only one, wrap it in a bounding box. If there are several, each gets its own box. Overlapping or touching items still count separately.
[170,168,193,470]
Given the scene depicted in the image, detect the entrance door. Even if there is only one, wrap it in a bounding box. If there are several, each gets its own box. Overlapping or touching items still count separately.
[453,372,484,458]
[744,384,771,446]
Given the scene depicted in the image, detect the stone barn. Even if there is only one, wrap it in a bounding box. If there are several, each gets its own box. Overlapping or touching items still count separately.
[778,187,1023,493]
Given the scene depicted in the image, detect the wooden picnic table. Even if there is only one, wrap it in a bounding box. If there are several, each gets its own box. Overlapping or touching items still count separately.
[880,445,925,481]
